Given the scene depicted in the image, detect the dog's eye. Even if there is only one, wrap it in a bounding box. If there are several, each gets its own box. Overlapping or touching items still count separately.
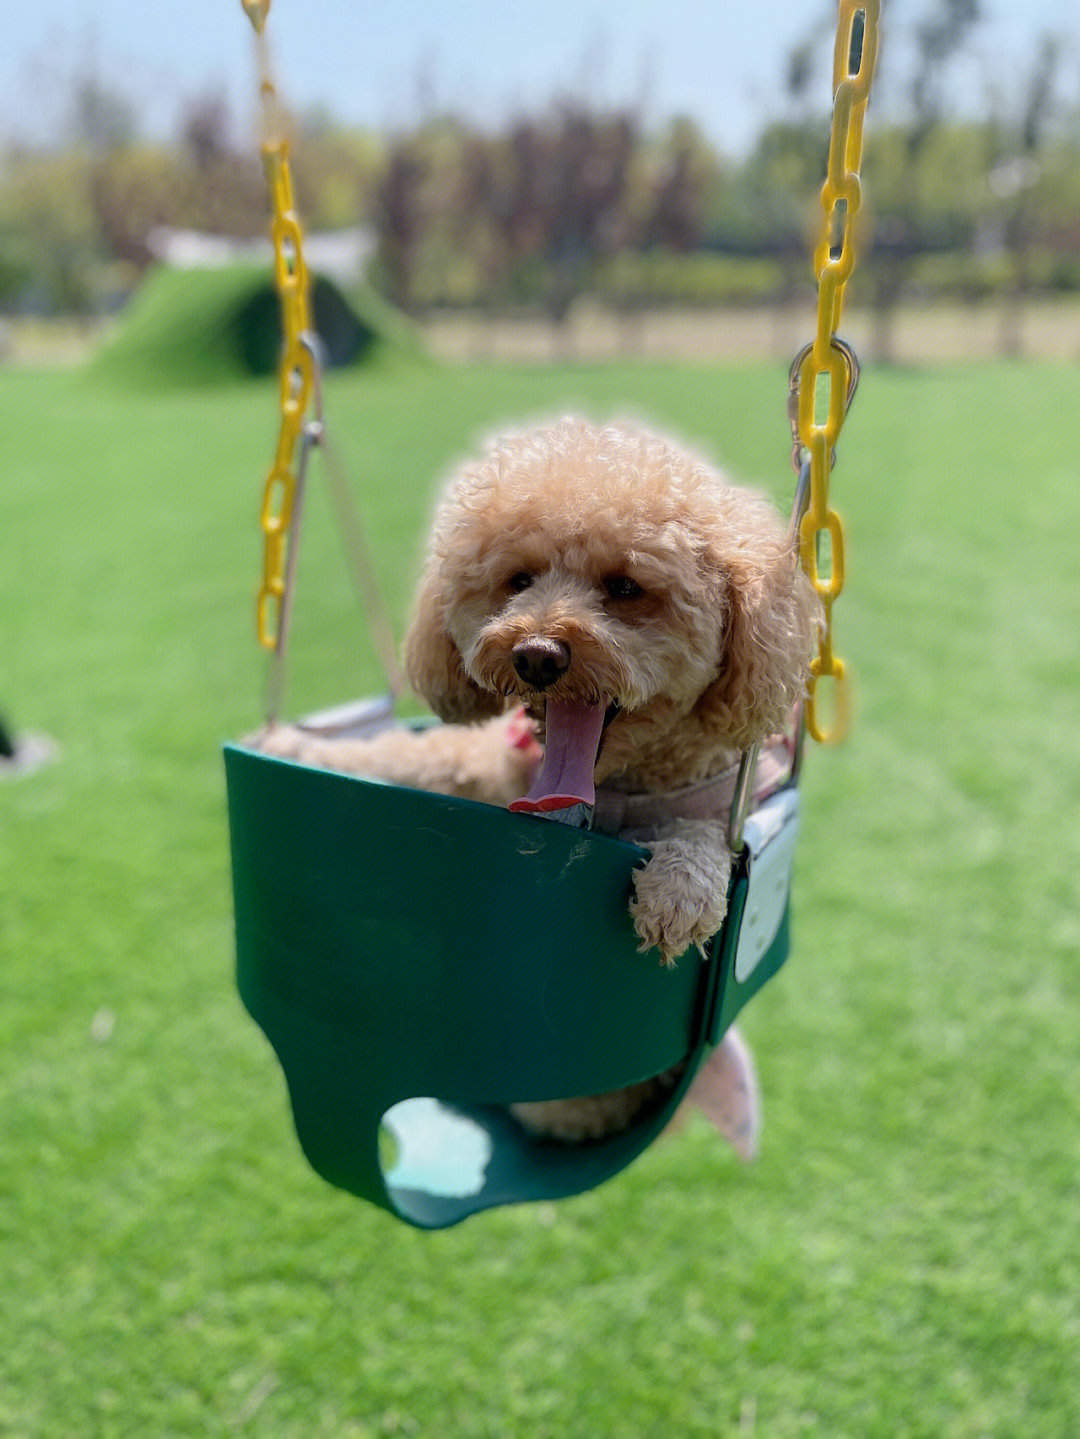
[508,571,534,593]
[602,575,645,601]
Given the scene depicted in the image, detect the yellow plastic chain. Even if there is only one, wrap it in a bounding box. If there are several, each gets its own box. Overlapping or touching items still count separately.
[791,0,880,743]
[242,0,316,650]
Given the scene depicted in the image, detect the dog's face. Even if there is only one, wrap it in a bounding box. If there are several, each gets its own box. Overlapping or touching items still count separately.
[406,419,818,787]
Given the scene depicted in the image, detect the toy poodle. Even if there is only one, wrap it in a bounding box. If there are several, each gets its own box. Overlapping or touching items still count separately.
[256,417,819,1153]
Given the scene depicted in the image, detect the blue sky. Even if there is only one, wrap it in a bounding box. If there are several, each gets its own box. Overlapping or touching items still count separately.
[3,1,1076,154]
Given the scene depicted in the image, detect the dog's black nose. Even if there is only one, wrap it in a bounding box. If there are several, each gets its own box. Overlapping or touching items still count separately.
[511,636,571,689]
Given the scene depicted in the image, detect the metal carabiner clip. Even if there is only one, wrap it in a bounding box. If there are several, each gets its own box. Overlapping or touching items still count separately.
[786,336,861,476]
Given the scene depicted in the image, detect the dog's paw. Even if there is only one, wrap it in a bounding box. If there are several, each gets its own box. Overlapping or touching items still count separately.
[629,836,730,966]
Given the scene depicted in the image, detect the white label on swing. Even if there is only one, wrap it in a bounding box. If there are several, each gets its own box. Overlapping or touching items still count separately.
[734,789,800,984]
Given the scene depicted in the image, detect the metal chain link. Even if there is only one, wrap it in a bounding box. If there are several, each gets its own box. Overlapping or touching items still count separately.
[788,0,880,744]
[241,0,405,719]
[242,0,316,653]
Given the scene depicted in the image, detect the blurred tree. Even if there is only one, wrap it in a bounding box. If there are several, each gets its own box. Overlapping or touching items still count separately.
[644,117,711,253]
[89,145,179,271]
[865,0,984,361]
[374,133,427,313]
[990,34,1063,355]
[68,70,139,154]
[0,251,32,310]
[293,113,382,232]
[482,103,640,335]
[87,88,265,278]
[175,88,266,237]
[372,103,645,333]
[1,151,100,319]
[0,63,139,320]
[543,105,638,332]
[772,12,833,328]
[182,90,233,171]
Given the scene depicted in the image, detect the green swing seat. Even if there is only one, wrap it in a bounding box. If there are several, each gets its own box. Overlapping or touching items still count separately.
[223,720,798,1229]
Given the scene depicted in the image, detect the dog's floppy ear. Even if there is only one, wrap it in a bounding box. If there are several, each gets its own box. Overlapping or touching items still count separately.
[403,558,504,723]
[694,536,820,749]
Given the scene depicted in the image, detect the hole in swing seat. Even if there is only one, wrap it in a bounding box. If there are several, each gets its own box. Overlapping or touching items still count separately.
[376,1074,695,1227]
[379,1098,495,1201]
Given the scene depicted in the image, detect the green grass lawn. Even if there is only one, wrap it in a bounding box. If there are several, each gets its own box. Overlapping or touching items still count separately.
[2,350,1078,1437]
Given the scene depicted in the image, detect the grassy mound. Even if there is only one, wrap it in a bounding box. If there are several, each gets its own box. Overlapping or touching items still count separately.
[92,263,418,388]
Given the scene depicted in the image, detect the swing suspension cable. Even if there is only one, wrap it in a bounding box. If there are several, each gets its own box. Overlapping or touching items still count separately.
[787,0,880,745]
[241,0,403,720]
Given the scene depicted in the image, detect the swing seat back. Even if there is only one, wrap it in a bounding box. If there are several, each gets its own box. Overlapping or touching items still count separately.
[224,740,795,1228]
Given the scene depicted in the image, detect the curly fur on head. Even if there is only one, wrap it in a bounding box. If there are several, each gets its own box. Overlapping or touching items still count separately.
[405,416,820,789]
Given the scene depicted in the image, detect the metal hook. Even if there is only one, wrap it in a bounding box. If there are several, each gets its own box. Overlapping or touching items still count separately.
[787,336,861,476]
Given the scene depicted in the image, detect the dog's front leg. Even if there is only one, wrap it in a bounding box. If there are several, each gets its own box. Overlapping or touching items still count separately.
[629,818,732,966]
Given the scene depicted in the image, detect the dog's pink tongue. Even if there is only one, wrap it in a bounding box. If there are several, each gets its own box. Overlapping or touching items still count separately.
[508,698,607,823]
